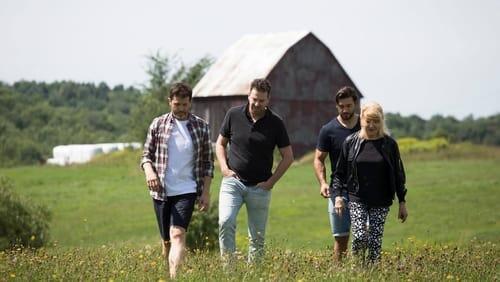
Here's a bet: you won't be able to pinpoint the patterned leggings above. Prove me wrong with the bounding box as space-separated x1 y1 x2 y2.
348 201 390 263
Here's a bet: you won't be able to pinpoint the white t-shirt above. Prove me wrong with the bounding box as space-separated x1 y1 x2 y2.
164 119 197 196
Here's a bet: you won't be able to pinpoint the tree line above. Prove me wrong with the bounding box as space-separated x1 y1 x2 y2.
0 53 498 166
386 113 499 146
0 80 141 166
0 53 212 166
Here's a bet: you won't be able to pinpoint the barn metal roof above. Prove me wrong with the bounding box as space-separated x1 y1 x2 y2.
193 30 312 97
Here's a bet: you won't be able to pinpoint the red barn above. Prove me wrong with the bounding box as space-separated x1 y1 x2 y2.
193 31 362 157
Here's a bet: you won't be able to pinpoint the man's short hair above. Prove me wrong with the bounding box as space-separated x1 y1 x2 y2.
169 82 192 100
335 86 358 104
250 78 271 96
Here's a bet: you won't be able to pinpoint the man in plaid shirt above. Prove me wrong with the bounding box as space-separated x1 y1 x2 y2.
141 82 214 279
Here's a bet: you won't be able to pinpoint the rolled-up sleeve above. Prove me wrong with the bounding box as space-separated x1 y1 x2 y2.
140 118 158 170
202 123 214 178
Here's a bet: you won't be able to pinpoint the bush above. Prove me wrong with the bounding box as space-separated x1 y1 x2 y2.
186 201 218 250
398 137 449 154
0 176 51 250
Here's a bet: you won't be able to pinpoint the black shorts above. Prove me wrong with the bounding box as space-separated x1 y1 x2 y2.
153 193 197 241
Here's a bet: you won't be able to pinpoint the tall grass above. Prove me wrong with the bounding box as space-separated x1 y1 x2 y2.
1 240 497 281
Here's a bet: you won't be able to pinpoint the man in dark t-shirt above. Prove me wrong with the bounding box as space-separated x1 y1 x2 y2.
216 78 294 263
314 86 360 262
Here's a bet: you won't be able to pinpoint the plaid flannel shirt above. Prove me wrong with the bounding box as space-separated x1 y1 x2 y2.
140 112 214 201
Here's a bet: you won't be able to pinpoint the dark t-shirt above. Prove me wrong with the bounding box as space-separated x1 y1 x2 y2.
351 139 392 207
220 104 290 185
316 117 360 184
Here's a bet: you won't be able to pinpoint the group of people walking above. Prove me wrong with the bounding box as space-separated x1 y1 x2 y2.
140 79 408 278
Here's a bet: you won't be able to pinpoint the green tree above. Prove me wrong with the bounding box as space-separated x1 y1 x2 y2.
128 52 213 141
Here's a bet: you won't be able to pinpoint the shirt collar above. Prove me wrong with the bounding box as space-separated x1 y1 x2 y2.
244 103 270 121
168 112 194 124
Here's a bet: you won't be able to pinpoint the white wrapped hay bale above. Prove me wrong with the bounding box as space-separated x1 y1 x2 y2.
47 142 141 166
97 143 119 154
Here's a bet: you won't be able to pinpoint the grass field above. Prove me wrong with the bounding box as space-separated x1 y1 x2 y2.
1 144 499 280
1 241 498 281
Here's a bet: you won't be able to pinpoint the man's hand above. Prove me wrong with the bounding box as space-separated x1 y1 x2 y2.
320 183 330 198
398 202 408 223
256 180 274 191
334 196 346 216
144 165 161 192
198 191 210 212
221 168 237 178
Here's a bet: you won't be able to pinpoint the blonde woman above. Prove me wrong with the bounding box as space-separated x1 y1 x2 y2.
332 102 408 263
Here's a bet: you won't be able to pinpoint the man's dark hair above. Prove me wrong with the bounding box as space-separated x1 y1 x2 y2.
335 86 358 104
250 78 271 96
169 82 192 100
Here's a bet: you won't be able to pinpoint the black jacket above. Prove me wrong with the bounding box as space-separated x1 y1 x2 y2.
332 132 407 204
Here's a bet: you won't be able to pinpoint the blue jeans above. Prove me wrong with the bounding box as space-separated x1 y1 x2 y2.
218 176 271 262
328 193 351 237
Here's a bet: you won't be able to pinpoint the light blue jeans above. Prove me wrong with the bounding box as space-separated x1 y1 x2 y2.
218 176 271 262
328 192 351 237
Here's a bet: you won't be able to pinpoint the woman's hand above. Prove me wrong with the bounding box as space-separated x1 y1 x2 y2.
398 202 408 222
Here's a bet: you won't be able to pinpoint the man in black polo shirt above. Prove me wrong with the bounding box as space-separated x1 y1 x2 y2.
216 78 294 263
313 86 360 262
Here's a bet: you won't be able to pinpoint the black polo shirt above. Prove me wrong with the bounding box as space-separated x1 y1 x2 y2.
220 104 290 185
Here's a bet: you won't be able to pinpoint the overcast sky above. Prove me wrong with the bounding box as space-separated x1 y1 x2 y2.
1 0 499 119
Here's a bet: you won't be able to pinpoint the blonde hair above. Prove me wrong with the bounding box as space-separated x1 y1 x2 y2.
359 102 390 139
